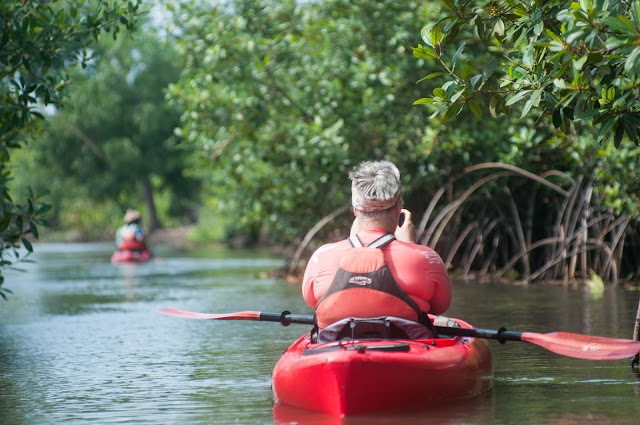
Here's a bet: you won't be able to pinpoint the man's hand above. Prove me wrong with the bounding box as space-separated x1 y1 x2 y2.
395 209 415 242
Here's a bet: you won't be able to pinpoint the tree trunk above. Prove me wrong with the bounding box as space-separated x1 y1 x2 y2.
142 174 161 232
631 296 640 369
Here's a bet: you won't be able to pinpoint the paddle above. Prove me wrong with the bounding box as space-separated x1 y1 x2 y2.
156 308 640 361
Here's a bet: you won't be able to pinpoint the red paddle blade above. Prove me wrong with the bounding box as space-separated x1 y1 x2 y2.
521 331 640 360
156 308 261 321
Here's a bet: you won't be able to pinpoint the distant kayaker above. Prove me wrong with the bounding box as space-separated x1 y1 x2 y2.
302 160 452 329
115 209 148 252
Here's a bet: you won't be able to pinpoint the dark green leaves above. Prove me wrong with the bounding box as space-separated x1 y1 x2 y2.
412 0 640 146
0 0 142 297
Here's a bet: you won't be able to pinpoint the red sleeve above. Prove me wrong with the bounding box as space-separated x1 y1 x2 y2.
387 244 452 315
301 241 345 308
426 268 451 315
422 248 451 314
302 257 321 307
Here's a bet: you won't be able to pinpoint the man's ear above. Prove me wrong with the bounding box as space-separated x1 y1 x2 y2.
353 207 358 217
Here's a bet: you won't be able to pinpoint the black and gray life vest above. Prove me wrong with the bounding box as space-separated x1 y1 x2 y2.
314 234 433 330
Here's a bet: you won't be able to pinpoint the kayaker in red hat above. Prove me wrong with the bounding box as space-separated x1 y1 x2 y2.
115 209 148 252
302 160 451 330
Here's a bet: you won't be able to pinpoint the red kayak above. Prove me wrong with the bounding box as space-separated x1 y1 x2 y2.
271 317 492 416
110 249 152 264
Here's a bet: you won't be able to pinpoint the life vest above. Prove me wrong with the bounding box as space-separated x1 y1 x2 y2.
117 223 146 251
117 240 146 251
314 234 431 329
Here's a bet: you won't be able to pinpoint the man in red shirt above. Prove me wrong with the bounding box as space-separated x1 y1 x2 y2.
302 161 451 329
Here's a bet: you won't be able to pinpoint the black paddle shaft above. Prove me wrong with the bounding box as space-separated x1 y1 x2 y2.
260 311 315 326
434 326 523 343
265 311 521 343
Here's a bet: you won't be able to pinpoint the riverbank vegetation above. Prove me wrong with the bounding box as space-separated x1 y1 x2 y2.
3 0 640 293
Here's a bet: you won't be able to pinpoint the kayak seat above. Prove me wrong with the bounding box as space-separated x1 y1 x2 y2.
315 316 434 344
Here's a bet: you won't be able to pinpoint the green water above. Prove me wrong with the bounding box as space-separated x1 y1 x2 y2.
0 243 638 424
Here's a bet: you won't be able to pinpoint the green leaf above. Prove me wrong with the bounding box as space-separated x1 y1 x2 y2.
534 20 544 36
607 87 615 102
36 204 52 215
521 97 534 119
597 117 616 143
563 107 574 121
576 109 600 122
412 45 436 59
21 238 33 253
617 14 637 31
622 118 639 144
530 89 542 108
614 122 625 147
553 108 563 128
433 88 447 99
429 105 446 119
442 80 458 96
29 221 39 239
494 19 505 36
468 101 483 119
450 87 465 102
431 25 443 47
572 55 588 72
461 61 472 80
482 58 496 82
413 98 438 105
544 92 559 110
612 91 631 109
438 0 456 10
554 79 568 89
623 113 640 128
505 90 531 106
603 15 636 34
625 47 640 73
420 27 433 47
442 103 463 121
546 29 562 43
416 72 444 83
469 74 482 88
565 28 586 45
605 37 631 49
451 42 465 70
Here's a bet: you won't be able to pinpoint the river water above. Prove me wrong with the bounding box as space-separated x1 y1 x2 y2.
0 242 639 425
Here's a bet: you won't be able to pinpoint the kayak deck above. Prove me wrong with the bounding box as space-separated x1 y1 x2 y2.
272 318 493 416
111 249 152 264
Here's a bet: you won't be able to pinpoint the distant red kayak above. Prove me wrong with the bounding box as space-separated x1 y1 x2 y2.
271 317 493 416
110 249 152 264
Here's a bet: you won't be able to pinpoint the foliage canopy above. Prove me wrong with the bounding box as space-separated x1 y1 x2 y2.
0 0 140 295
413 0 640 147
22 33 200 235
168 0 512 244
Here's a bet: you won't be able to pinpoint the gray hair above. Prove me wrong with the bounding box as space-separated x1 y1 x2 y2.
349 160 401 203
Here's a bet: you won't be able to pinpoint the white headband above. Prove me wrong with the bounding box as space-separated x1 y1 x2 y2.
351 185 401 212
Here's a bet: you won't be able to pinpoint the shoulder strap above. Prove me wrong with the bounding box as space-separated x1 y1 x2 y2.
368 233 395 249
348 235 364 247
348 233 395 249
